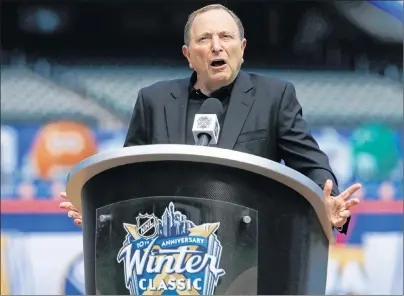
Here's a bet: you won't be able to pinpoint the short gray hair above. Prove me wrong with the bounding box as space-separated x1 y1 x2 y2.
183 4 245 46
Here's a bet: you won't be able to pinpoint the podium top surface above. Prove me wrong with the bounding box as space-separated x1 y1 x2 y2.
66 144 333 241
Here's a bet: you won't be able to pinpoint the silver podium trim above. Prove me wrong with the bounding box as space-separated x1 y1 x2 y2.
66 144 334 241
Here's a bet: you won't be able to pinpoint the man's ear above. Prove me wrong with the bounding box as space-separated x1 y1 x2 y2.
241 38 247 54
182 45 193 69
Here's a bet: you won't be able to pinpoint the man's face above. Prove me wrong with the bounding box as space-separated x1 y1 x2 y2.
182 9 247 90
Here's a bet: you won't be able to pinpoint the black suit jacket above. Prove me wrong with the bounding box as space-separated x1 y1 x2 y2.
124 70 349 234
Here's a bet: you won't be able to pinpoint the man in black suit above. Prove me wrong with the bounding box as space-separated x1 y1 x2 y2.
61 4 361 234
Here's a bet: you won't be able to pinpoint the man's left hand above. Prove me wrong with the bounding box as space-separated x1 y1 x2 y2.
323 179 361 228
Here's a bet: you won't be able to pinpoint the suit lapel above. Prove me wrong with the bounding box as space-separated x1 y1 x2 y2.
165 78 189 144
219 71 255 149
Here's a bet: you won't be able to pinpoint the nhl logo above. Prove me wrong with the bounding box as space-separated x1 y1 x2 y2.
196 116 212 129
136 213 158 239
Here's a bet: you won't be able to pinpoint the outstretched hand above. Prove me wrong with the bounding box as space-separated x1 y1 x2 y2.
323 179 361 228
59 192 82 227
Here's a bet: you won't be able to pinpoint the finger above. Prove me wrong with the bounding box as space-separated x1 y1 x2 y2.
60 202 79 212
338 210 351 219
323 179 333 198
339 183 362 200
68 211 82 219
332 218 346 228
59 201 71 208
61 202 79 212
60 192 67 199
74 219 82 227
345 198 360 209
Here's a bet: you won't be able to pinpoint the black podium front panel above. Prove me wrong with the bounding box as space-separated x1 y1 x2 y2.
95 197 258 295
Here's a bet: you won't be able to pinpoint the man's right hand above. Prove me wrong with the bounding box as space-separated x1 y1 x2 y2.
59 192 82 227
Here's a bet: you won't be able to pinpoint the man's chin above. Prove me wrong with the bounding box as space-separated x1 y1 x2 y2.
209 72 231 82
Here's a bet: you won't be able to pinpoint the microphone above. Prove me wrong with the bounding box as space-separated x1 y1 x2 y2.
192 98 223 146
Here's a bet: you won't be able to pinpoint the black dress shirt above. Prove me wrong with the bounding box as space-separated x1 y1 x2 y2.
185 72 236 145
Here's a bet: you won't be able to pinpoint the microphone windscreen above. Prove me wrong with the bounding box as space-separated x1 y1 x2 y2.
197 98 223 116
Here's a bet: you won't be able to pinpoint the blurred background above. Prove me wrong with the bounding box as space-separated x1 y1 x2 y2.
0 0 402 294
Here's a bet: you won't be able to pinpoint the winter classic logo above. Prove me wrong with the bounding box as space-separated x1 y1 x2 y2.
117 202 225 295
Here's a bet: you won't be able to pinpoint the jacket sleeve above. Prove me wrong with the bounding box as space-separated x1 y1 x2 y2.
123 89 148 147
276 82 350 234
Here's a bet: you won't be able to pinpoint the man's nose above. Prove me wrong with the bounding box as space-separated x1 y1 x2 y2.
211 36 223 53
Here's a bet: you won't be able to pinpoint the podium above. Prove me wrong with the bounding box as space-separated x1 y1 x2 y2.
66 144 333 295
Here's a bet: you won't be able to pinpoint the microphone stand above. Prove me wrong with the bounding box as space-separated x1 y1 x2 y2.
196 134 211 146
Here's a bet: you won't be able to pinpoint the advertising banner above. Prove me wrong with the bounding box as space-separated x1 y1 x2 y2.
1 122 402 200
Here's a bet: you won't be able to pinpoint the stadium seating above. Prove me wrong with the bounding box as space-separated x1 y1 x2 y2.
1 66 123 128
1 62 402 128
54 65 191 120
52 64 403 126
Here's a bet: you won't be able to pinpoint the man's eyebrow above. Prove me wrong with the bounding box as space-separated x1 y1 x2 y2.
198 32 212 37
197 31 235 37
219 31 235 35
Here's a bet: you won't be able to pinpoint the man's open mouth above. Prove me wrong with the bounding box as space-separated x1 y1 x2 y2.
210 60 226 67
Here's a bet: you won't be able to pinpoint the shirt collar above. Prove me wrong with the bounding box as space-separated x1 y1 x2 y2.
188 71 237 100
